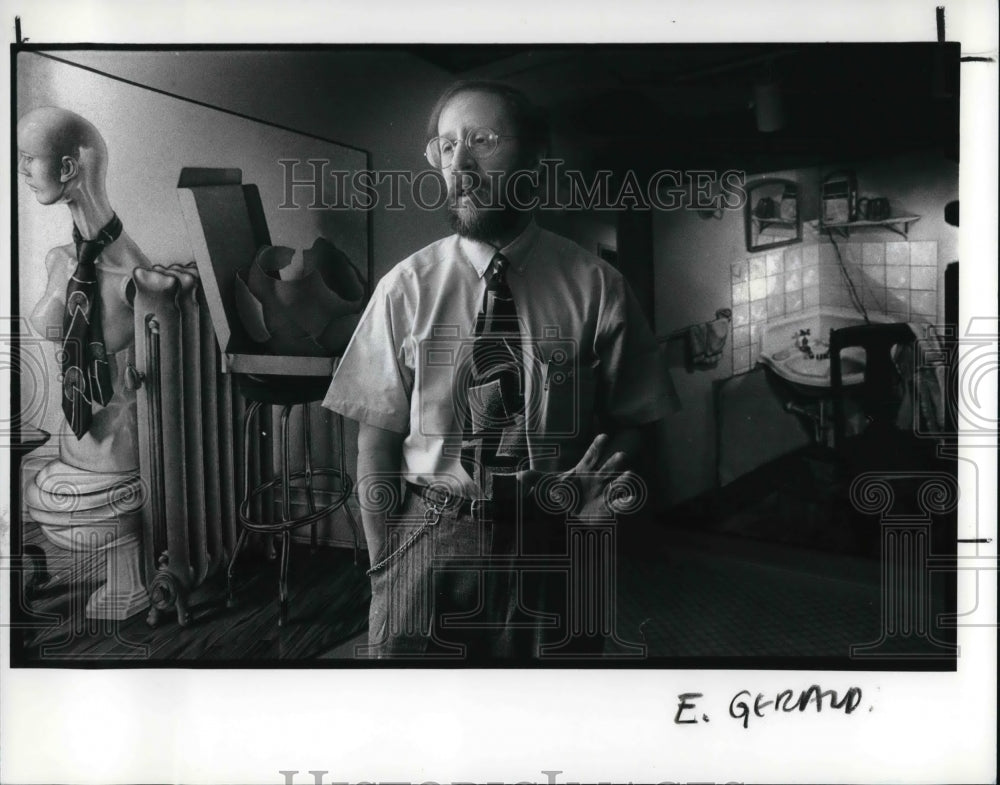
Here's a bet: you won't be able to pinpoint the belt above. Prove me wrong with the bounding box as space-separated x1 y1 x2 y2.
405 481 496 520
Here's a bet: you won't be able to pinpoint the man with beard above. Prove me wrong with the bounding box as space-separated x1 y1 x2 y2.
323 81 669 659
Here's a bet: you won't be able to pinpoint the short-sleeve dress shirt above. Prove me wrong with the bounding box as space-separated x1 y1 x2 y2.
322 221 670 499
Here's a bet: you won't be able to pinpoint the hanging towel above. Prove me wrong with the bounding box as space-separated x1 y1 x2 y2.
688 308 732 369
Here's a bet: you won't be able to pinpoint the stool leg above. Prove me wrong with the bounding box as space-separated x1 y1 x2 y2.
262 406 278 561
279 405 292 522
302 405 318 551
239 401 263 524
231 401 262 608
226 528 248 608
278 529 291 627
338 413 361 565
278 405 293 625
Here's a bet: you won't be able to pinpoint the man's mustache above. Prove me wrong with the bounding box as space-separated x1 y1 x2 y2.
451 170 484 195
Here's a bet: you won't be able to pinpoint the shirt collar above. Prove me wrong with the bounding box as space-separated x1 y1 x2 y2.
457 220 541 278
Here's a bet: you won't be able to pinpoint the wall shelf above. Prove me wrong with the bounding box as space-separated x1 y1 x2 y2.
811 214 921 239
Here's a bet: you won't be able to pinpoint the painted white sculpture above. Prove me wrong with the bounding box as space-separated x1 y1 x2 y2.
18 107 151 620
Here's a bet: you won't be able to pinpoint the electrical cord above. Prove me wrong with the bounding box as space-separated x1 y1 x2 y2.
828 233 871 324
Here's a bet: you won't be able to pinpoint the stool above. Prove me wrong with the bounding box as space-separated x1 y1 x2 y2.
226 374 361 626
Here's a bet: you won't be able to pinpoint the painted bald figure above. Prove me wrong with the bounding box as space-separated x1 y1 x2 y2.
19 106 152 474
17 107 154 621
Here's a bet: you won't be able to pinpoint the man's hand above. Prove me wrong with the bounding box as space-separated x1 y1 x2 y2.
523 432 643 522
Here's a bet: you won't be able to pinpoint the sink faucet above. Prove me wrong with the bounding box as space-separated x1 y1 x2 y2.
795 329 813 357
793 328 831 360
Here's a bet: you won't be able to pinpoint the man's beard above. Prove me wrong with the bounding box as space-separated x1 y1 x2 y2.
448 171 534 242
448 199 524 243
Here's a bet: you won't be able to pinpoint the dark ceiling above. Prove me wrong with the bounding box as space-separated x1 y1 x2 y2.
406 43 959 173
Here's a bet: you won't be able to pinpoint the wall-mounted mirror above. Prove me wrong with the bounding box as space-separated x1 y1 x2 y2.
745 177 801 252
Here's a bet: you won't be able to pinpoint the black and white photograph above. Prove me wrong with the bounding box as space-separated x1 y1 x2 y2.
1 1 996 783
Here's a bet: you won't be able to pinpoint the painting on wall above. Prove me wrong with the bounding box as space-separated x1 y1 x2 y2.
2 28 992 785
7 45 967 669
11 50 373 660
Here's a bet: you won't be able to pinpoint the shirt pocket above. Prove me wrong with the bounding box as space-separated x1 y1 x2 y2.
535 341 597 442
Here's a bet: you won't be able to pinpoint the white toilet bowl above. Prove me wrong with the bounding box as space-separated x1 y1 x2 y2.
22 455 149 621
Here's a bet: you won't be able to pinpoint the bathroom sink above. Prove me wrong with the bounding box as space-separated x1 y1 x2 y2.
784 352 865 379
759 306 895 391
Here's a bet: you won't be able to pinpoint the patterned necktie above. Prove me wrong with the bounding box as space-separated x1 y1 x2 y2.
460 252 529 498
62 213 122 439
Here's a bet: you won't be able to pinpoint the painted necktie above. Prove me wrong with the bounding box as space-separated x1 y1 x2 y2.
460 252 529 498
62 213 122 439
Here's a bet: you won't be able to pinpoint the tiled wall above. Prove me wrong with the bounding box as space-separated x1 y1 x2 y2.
730 239 938 374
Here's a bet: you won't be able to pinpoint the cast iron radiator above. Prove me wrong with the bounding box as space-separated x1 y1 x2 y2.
130 263 247 627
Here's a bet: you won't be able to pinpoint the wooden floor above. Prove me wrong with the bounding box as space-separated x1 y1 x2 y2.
10 481 956 666
11 522 371 664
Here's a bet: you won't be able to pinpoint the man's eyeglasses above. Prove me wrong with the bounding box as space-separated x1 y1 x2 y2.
424 128 517 168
